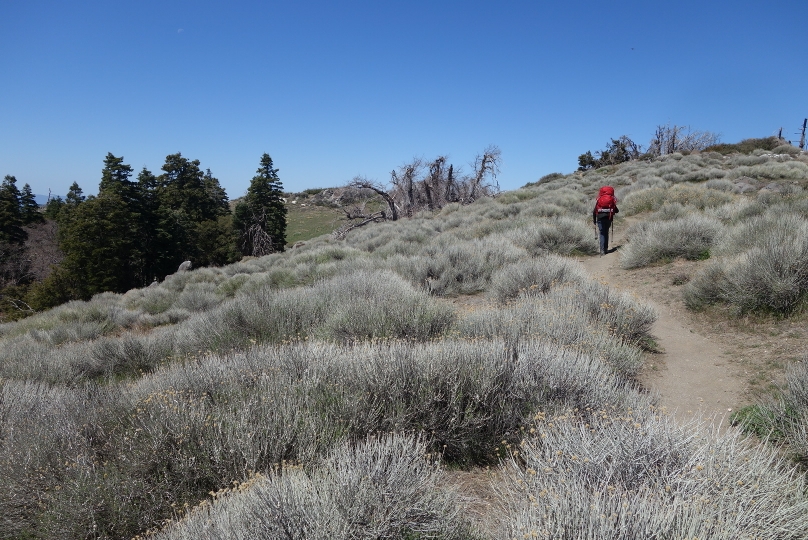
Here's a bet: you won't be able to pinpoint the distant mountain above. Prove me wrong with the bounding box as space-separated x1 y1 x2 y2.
34 194 49 205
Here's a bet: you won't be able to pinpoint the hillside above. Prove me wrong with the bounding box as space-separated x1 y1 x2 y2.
2 147 808 539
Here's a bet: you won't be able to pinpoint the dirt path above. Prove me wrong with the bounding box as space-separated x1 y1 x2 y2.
444 220 799 534
578 222 748 425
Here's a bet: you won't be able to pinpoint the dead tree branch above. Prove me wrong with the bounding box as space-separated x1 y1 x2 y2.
469 145 501 201
332 210 387 240
390 159 422 218
648 124 720 156
241 208 275 257
335 147 501 238
349 177 399 221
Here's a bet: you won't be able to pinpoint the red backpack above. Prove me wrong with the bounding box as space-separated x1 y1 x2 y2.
594 186 617 221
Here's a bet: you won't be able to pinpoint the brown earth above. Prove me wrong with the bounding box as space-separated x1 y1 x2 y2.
578 217 807 424
579 228 746 425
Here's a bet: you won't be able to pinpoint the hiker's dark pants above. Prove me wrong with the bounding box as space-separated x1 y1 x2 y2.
597 218 611 254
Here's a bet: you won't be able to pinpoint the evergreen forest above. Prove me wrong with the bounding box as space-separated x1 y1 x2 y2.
0 152 286 317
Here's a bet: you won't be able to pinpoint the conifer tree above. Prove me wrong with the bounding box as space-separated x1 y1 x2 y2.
135 167 171 283
57 192 136 297
65 182 85 208
99 152 136 202
44 196 64 220
19 184 45 225
55 156 141 296
0 176 30 300
157 153 236 269
0 175 26 245
158 153 229 222
233 153 287 256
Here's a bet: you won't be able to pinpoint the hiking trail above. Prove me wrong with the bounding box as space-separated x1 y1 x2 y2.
578 220 747 425
445 217 787 534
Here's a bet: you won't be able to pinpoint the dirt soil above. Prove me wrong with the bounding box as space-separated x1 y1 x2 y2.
581 249 744 424
578 217 807 424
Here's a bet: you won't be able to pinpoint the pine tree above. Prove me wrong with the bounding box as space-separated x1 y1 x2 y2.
65 182 85 208
44 196 65 220
158 153 228 222
99 152 136 202
57 192 137 297
135 167 172 284
20 184 45 225
233 153 287 256
54 156 142 296
157 153 235 269
0 175 26 245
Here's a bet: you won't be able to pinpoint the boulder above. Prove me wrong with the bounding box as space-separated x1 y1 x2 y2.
177 261 192 272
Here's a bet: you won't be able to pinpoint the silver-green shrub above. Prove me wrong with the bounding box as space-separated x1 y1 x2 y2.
503 412 808 540
684 213 808 313
628 183 734 213
174 281 223 312
620 214 723 269
151 434 472 540
125 285 180 314
460 284 655 378
0 337 651 538
489 254 587 303
387 235 524 296
186 269 456 351
506 216 597 256
648 202 689 221
749 360 808 460
704 178 735 192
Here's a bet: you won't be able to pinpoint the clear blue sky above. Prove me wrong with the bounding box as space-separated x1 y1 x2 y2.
2 0 806 199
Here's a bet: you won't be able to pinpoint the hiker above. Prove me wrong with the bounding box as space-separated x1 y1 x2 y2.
593 186 619 255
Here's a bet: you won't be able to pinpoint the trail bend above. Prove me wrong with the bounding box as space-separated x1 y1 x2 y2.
578 221 747 425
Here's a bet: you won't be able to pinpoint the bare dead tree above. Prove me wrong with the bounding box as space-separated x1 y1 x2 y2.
390 159 423 218
332 204 388 240
424 163 437 210
0 243 32 289
335 147 501 239
444 164 457 202
468 145 501 201
241 208 276 257
648 124 720 156
24 221 62 282
616 135 643 160
425 156 448 210
6 298 35 315
350 177 399 221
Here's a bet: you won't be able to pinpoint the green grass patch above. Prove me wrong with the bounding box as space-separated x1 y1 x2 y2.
285 203 344 245
730 404 781 439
